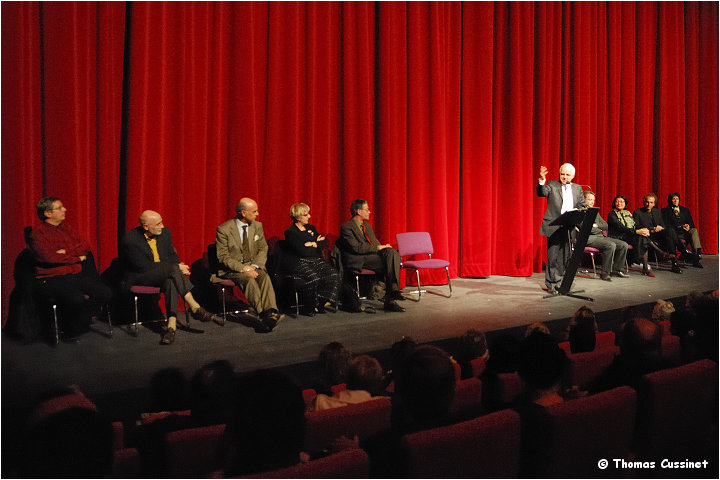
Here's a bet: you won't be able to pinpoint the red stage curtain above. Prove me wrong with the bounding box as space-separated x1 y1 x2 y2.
2 2 717 325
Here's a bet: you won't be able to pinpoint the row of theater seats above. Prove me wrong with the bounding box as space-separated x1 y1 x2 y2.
107 358 716 478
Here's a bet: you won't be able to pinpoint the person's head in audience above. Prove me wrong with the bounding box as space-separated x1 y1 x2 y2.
651 299 675 323
394 345 456 428
149 367 187 412
484 334 522 374
525 321 550 337
619 317 662 367
518 331 568 405
454 329 489 378
568 306 598 353
318 341 351 390
223 370 306 476
20 387 114 478
346 355 384 395
190 360 236 425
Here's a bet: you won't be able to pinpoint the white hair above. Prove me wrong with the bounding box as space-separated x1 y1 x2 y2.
559 163 576 174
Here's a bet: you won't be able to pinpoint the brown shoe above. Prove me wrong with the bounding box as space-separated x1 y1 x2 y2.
192 307 222 324
160 327 176 345
260 310 284 331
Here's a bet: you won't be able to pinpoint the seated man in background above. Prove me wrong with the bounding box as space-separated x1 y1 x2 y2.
582 190 629 281
661 192 703 268
215 198 284 332
28 197 113 342
632 193 682 274
120 210 221 345
337 199 405 312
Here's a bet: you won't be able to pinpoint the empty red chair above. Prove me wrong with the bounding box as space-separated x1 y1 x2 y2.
110 448 141 479
401 409 521 478
242 448 369 478
564 346 619 389
470 357 487 377
111 421 124 451
635 359 718 459
450 377 482 418
525 386 636 478
495 372 524 406
305 397 391 453
661 334 681 366
164 423 225 478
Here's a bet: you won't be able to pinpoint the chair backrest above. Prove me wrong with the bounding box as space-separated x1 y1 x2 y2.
243 448 369 478
660 334 681 366
164 423 225 478
536 386 636 478
558 331 616 355
470 357 487 377
564 347 619 389
396 232 434 257
401 409 521 478
450 378 483 418
110 447 141 479
305 397 391 452
635 359 718 459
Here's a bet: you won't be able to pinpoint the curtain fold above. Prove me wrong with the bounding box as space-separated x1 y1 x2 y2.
2 1 717 325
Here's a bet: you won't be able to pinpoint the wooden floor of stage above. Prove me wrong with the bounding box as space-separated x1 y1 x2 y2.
2 255 717 422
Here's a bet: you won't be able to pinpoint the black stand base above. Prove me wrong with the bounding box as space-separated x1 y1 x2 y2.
543 289 594 301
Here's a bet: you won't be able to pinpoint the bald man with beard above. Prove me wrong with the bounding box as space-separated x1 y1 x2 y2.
120 210 221 345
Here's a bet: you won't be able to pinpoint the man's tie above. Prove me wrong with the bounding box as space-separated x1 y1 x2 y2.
361 223 373 246
242 225 249 252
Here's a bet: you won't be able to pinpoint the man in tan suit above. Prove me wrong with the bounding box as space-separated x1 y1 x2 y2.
215 198 283 331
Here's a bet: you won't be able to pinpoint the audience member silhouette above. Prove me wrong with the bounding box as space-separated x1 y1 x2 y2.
567 306 599 353
364 345 457 477
525 321 550 337
147 367 188 414
481 334 523 411
379 336 417 394
514 331 569 478
220 369 306 477
313 355 383 411
19 387 114 479
589 317 664 394
453 329 489 379
135 361 237 476
314 341 352 396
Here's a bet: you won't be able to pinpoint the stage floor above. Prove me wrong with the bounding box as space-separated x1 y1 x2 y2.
3 255 717 415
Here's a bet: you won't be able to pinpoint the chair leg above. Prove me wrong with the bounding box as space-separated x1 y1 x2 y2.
415 270 422 300
445 266 453 298
52 303 60 345
355 275 361 299
590 253 598 278
133 295 140 336
106 304 113 338
220 286 227 326
294 286 300 318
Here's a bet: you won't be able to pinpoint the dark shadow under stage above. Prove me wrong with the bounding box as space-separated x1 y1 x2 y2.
3 256 718 423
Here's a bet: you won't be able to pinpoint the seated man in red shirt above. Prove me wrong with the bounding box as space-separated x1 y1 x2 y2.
28 197 113 342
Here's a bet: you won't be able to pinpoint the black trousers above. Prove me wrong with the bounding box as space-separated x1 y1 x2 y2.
545 228 571 291
354 247 402 292
36 272 113 334
132 262 193 318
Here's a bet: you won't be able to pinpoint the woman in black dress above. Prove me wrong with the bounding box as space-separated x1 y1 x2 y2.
284 203 341 316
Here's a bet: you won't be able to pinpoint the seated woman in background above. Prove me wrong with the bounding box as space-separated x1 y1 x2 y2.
284 203 341 316
606 195 664 277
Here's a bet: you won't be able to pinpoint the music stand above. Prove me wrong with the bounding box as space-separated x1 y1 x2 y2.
543 207 599 301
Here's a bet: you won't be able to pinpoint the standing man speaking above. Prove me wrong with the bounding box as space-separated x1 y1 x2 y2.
536 164 586 294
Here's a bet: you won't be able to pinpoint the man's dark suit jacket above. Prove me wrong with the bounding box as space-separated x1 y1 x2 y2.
536 181 586 237
661 205 696 230
338 219 381 271
119 226 180 290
